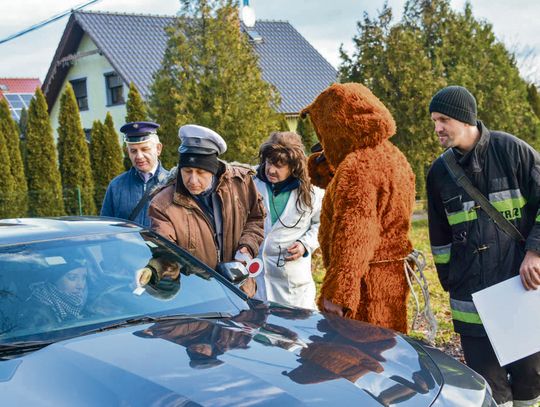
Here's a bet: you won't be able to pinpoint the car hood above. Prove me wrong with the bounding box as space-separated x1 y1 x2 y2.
0 304 441 406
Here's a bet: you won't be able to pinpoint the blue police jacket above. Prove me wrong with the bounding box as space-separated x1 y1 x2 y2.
100 162 169 227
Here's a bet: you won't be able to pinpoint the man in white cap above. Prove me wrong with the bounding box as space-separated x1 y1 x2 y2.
149 124 265 297
101 121 169 227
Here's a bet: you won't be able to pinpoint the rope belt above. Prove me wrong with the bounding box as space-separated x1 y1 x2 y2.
404 250 438 343
370 250 438 343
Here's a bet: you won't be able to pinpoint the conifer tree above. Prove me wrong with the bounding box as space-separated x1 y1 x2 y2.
18 107 28 137
340 0 540 196
25 88 65 216
0 108 16 218
150 0 281 167
527 83 540 118
126 82 148 122
90 114 124 210
277 115 290 132
18 107 29 173
0 99 28 216
57 84 96 215
296 115 318 153
123 82 149 170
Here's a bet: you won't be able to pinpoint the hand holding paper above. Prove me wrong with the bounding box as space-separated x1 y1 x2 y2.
472 276 540 366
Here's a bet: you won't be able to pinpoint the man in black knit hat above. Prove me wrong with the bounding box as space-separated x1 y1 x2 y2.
426 85 540 406
149 124 265 298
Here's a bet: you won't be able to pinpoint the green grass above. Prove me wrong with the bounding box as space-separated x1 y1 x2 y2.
312 218 459 349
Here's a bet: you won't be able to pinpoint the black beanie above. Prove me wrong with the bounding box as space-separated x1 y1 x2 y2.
179 152 219 175
429 86 477 125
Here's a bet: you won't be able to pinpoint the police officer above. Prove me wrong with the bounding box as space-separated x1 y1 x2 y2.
149 124 265 297
100 121 169 227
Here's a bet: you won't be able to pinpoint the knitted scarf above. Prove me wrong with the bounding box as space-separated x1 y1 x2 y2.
31 282 87 323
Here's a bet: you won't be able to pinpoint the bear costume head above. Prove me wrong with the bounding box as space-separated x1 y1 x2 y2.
301 83 396 187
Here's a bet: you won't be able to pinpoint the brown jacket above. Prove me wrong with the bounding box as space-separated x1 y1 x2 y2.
149 162 265 270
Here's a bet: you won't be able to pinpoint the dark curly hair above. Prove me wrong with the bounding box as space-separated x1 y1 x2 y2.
258 132 313 210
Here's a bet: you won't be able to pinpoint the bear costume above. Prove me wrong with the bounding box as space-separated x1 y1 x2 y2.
301 82 415 333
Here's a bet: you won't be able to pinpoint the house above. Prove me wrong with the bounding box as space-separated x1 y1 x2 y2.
0 78 41 122
42 11 337 140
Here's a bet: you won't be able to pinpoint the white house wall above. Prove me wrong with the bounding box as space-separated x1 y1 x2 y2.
50 33 127 143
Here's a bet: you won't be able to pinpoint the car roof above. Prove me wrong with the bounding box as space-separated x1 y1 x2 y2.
0 217 144 246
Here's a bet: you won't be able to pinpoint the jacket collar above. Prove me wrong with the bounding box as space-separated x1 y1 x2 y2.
454 121 490 173
173 160 234 207
130 161 167 182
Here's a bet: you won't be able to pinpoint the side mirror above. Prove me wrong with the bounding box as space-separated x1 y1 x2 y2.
216 261 249 285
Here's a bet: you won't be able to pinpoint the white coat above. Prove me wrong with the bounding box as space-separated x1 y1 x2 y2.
254 177 323 310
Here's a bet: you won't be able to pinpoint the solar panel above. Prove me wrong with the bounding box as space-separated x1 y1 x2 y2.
3 93 33 121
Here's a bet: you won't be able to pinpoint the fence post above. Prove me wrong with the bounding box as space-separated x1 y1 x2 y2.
76 187 82 216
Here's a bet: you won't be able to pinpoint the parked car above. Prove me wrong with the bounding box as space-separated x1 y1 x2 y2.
0 217 495 406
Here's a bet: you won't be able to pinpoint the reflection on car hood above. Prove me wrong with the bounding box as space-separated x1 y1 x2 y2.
0 303 442 406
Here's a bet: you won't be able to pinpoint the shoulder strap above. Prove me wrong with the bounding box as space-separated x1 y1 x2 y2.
128 185 154 222
441 149 525 243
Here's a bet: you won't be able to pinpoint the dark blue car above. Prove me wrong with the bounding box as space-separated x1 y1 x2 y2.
0 217 495 406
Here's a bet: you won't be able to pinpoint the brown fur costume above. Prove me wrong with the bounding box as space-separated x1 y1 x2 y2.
302 83 415 333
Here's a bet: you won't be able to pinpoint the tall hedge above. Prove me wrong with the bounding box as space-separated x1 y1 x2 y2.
25 88 65 216
90 114 124 210
123 82 149 170
57 84 96 215
0 99 27 217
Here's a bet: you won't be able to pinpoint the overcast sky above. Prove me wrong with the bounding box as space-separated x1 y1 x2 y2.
0 0 538 82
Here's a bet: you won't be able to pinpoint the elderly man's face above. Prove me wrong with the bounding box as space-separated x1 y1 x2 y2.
127 139 162 173
181 167 214 195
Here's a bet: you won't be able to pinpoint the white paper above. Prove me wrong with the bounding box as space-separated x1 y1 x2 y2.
45 256 67 265
472 276 540 366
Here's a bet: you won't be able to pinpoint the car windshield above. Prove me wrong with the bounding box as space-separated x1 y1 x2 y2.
0 230 247 345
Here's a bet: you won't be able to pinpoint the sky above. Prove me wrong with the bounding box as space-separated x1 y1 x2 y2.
0 0 539 83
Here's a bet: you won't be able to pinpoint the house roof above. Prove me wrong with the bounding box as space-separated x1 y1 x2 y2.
43 11 337 115
0 78 41 96
0 78 41 121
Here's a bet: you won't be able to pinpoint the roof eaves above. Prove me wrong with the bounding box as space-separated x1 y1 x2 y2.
42 13 84 111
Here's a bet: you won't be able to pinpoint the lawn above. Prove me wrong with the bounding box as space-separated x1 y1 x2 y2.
312 218 463 360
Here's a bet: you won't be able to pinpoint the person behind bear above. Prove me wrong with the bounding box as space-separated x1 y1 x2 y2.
253 131 323 309
302 82 416 334
149 124 265 298
426 85 540 407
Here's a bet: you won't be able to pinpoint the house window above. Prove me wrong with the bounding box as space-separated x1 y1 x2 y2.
104 72 125 106
70 79 88 111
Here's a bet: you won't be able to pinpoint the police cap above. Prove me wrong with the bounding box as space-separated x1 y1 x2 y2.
120 121 160 144
178 124 227 155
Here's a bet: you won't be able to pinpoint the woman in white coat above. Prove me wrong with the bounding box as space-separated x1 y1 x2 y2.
254 132 323 310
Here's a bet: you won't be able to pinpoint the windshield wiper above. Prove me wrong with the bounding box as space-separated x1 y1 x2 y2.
83 311 233 335
0 340 55 357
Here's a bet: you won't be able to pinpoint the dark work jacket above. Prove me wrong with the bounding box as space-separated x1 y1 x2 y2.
100 163 169 227
426 121 540 336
